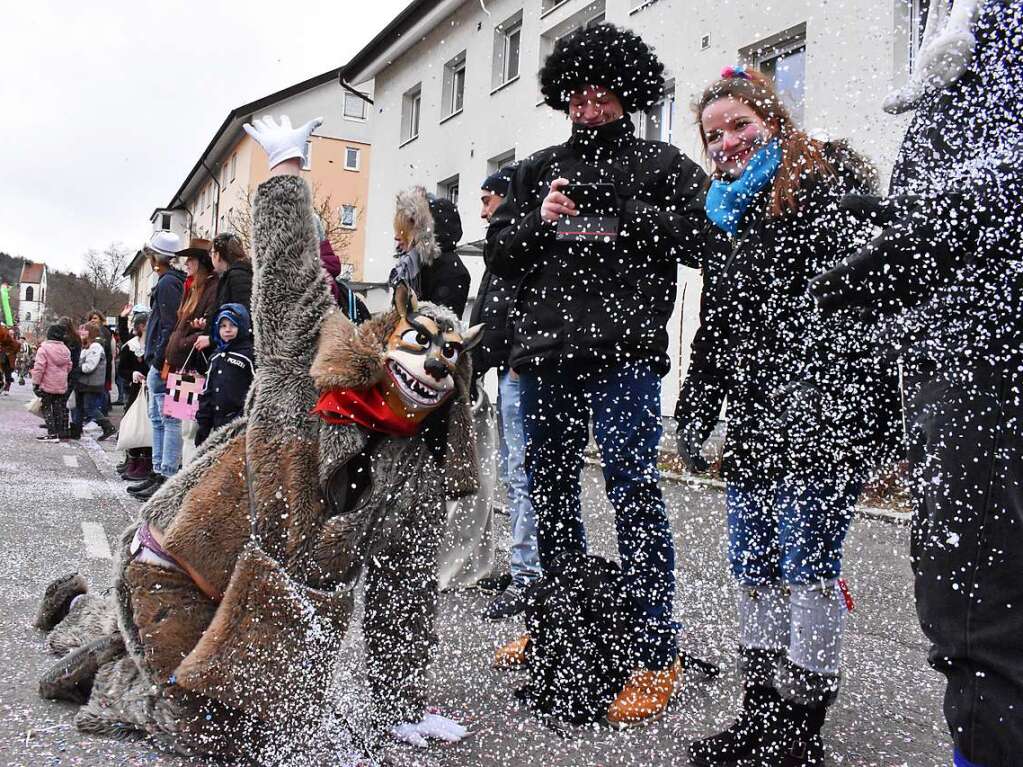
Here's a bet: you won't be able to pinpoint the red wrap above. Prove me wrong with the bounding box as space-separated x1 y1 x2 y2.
311 385 421 438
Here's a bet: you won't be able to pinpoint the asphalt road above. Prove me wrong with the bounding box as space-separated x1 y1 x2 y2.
0 382 949 767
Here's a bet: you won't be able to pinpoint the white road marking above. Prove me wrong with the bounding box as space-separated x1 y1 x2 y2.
63 455 79 468
81 522 112 559
70 480 94 499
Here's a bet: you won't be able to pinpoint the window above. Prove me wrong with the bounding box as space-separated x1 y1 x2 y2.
230 153 237 181
637 84 675 143
160 213 172 230
438 175 460 205
492 12 522 90
344 146 360 171
743 25 806 124
908 0 931 72
25 286 33 302
339 204 357 229
541 0 568 15
488 149 516 175
302 140 312 171
400 84 422 144
221 164 227 188
343 91 368 120
442 52 467 118
25 312 30 322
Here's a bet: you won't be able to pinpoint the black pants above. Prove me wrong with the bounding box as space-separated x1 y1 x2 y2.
905 362 1023 767
41 392 68 437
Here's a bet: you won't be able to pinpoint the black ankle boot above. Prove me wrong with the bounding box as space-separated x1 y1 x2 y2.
754 698 828 766
688 685 781 765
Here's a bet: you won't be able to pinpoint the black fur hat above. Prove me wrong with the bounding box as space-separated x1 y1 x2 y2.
539 23 665 114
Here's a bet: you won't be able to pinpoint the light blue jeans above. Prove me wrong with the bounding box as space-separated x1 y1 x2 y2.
147 365 182 478
498 370 541 588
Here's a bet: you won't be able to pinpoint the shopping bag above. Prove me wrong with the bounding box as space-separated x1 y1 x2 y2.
117 389 153 452
65 391 76 411
162 371 204 421
180 418 198 467
25 396 44 418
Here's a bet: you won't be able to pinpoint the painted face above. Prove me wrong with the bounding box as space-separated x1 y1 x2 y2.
567 85 624 128
219 319 238 343
701 96 772 179
480 192 504 222
381 284 483 421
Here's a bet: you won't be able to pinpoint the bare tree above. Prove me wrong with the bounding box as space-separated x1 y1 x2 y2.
227 185 359 275
78 242 132 316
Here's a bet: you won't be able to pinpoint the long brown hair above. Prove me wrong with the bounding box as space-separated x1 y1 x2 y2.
79 324 100 346
177 260 214 321
696 69 834 217
213 232 249 265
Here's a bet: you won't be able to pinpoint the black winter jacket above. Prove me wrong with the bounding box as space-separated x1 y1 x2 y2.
144 268 185 369
486 116 710 375
420 197 471 318
676 143 902 483
206 260 253 344
469 265 515 376
195 337 255 446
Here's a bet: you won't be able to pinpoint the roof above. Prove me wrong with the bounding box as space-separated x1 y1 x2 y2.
343 0 453 84
123 250 146 279
163 66 345 212
19 262 45 284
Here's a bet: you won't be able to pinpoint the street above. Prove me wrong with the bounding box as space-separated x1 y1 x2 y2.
0 382 949 767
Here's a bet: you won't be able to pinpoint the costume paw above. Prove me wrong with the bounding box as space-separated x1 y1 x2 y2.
390 713 467 747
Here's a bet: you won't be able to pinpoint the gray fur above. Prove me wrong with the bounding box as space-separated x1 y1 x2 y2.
394 186 440 266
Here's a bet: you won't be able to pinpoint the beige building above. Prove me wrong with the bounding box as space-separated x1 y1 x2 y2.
17 261 47 332
127 68 375 306
343 0 928 414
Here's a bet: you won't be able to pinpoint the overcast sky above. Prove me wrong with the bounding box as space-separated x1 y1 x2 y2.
0 1 407 273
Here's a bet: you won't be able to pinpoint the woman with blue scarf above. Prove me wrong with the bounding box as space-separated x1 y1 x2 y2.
678 68 902 767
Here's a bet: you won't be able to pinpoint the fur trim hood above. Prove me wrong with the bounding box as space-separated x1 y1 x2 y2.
394 187 463 265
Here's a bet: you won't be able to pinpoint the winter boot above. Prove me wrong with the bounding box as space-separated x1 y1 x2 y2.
606 657 683 727
753 699 828 766
131 473 166 500
124 457 152 481
38 634 125 704
688 684 783 765
34 573 88 631
127 473 160 495
119 457 139 479
65 423 82 441
116 455 131 473
96 418 117 442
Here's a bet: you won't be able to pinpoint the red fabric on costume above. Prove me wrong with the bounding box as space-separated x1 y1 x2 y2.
312 385 421 438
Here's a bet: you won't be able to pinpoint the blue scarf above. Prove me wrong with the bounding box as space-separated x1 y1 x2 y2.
705 140 782 235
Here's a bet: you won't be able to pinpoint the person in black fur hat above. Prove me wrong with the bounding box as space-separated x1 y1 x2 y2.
487 22 713 725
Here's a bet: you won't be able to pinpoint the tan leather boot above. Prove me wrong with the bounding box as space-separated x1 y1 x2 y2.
492 634 530 669
606 658 683 726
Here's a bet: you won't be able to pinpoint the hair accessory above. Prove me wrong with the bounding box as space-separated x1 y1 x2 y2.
721 65 751 80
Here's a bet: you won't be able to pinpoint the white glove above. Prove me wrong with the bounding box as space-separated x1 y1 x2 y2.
389 713 467 748
242 114 323 169
131 371 145 384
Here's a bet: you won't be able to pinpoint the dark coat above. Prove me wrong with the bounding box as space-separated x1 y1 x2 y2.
166 274 220 372
144 268 185 370
205 260 253 346
676 143 902 483
420 197 470 318
468 265 515 376
195 325 255 447
486 116 710 375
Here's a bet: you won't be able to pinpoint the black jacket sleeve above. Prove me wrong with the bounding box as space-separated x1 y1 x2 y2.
485 160 556 279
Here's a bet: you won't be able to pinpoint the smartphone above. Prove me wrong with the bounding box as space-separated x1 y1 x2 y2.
556 182 620 243
560 182 618 217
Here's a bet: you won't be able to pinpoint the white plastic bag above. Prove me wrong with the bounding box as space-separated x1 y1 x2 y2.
116 388 153 452
25 396 43 418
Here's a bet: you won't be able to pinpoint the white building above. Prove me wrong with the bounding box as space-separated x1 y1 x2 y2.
344 0 928 414
18 261 47 331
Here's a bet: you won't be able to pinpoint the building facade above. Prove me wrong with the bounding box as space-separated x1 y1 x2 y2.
126 69 375 309
17 261 47 332
345 0 928 414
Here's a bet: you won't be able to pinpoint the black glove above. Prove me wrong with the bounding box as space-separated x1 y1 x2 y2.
808 192 985 316
676 424 710 474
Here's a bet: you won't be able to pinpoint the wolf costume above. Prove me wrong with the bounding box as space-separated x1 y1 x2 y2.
36 149 479 757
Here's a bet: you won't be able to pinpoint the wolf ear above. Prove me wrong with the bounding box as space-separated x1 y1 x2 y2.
392 281 419 320
460 323 485 351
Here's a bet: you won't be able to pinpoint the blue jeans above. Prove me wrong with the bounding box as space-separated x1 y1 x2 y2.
520 364 677 670
498 370 541 587
726 477 861 587
147 366 182 478
72 391 105 427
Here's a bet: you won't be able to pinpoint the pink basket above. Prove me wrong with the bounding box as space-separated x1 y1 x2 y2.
162 371 205 421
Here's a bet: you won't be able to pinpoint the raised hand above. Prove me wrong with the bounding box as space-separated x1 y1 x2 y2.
242 114 323 170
